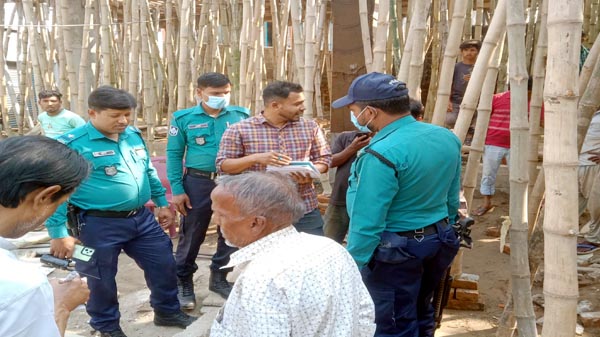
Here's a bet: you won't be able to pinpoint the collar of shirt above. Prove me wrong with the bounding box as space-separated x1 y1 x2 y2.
371 115 416 144
253 111 299 129
193 104 231 118
86 123 134 141
223 226 298 269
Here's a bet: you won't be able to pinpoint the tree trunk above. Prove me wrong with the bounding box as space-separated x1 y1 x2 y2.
431 0 468 126
541 1 581 336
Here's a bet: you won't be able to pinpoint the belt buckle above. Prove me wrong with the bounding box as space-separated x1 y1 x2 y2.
127 209 136 217
414 227 425 242
210 172 216 180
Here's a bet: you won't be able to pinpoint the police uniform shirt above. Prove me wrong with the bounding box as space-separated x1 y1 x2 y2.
45 122 168 239
166 105 249 195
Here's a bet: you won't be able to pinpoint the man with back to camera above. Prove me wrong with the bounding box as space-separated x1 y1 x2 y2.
167 72 249 308
37 89 86 139
216 81 332 235
0 135 90 337
46 86 196 337
209 171 376 336
332 72 461 337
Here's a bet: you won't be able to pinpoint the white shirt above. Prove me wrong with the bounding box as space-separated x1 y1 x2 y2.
0 248 61 337
210 226 376 337
580 111 600 166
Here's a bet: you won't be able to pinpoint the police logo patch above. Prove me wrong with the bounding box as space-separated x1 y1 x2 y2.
104 166 118 176
169 125 179 136
195 137 206 145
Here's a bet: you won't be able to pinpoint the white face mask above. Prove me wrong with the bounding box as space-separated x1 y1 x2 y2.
204 94 231 110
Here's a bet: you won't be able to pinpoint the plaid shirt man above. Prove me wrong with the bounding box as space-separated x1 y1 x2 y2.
216 112 332 213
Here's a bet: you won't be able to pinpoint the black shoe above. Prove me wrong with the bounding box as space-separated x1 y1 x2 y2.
209 270 233 299
99 328 128 337
154 310 198 329
177 275 196 310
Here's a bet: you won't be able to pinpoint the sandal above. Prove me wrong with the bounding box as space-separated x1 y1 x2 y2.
577 242 600 255
473 205 495 216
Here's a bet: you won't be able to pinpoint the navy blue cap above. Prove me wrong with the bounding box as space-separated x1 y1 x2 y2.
331 72 409 109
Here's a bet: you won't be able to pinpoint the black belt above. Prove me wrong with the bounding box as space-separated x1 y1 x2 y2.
395 218 448 237
187 168 218 180
86 207 143 218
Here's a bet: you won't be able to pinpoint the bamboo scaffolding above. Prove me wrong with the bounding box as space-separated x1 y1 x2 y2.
238 0 251 108
252 0 265 112
463 0 473 40
453 0 507 144
578 33 600 100
290 0 304 85
140 0 155 146
527 0 547 193
358 0 373 72
22 0 46 93
423 0 442 122
0 0 9 135
390 0 401 72
523 0 538 72
431 0 469 126
59 1 83 109
577 52 600 152
540 1 581 336
53 3 69 108
474 0 484 40
100 0 112 85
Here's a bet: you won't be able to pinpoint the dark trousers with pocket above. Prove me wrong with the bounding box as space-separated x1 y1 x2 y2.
361 220 460 337
77 207 180 332
175 174 236 278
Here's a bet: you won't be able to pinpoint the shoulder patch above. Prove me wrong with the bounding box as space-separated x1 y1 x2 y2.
169 125 179 136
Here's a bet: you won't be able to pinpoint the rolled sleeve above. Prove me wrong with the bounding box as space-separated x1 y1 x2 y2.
309 124 332 167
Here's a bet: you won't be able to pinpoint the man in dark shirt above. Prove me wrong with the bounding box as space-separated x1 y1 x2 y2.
446 39 481 129
323 132 371 243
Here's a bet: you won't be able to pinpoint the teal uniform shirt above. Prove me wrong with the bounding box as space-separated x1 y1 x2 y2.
45 122 168 238
346 116 462 267
166 105 249 195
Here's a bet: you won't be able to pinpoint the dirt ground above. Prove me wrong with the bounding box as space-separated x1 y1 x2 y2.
57 142 599 336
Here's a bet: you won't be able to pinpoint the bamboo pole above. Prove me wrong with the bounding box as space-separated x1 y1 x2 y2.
176 0 192 110
358 0 373 72
453 0 507 144
431 0 469 126
238 0 251 108
474 0 484 40
59 1 82 109
527 0 547 193
406 0 432 100
524 0 538 72
462 35 505 212
372 0 390 73
140 0 155 144
100 0 112 85
577 52 600 152
251 0 265 112
463 0 473 40
506 0 537 334
304 0 317 119
591 0 599 41
78 0 94 116
578 33 600 99
22 0 45 93
121 0 131 92
290 0 305 85
54 2 69 109
129 0 141 116
390 0 401 71
270 0 283 79
165 0 177 118
0 0 9 135
540 1 582 336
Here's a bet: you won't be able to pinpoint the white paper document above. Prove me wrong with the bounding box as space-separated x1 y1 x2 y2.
266 161 321 179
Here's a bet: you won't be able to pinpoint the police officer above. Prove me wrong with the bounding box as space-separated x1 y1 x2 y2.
46 86 196 337
332 73 461 337
167 73 249 309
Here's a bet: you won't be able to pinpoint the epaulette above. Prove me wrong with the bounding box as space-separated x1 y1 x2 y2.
172 106 197 120
56 127 87 144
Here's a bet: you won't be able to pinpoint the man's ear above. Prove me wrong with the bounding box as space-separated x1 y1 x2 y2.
252 215 267 232
88 109 97 119
32 185 63 209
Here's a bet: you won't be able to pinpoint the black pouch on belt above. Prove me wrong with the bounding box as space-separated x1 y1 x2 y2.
66 203 82 238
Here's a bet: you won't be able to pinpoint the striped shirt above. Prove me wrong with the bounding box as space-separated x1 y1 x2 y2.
486 91 511 149
216 113 332 213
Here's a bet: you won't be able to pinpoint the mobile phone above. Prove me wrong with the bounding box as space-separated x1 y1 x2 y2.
355 132 370 138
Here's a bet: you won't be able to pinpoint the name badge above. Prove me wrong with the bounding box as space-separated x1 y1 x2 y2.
93 150 116 157
195 137 206 145
104 165 118 176
189 123 209 129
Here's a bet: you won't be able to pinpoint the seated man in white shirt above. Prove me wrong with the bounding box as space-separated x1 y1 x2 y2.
209 171 375 337
0 136 90 337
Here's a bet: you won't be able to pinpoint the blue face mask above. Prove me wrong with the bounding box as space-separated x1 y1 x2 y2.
204 94 231 110
350 107 372 132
